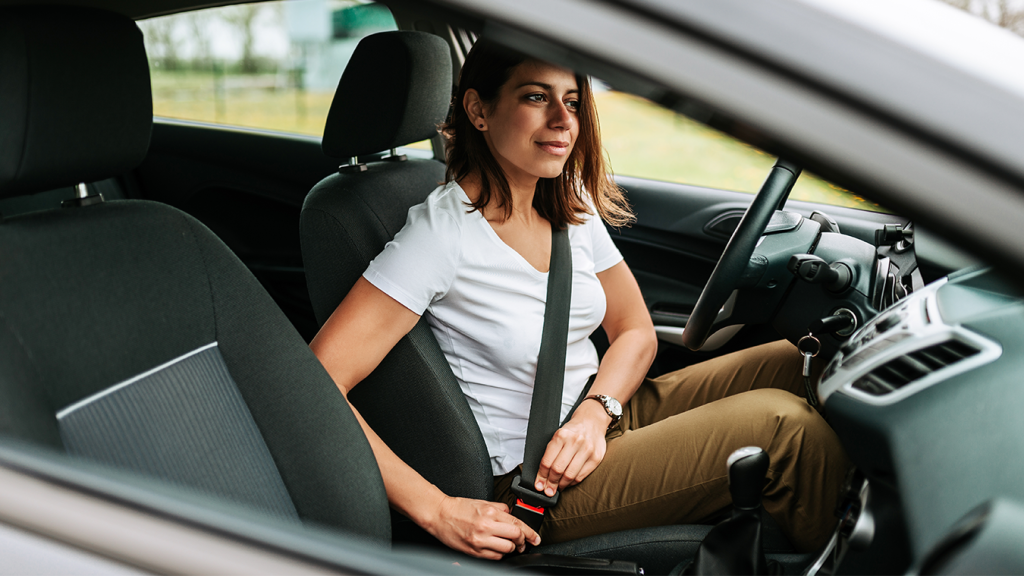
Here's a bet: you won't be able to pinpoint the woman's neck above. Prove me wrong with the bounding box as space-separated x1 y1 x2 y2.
460 171 541 224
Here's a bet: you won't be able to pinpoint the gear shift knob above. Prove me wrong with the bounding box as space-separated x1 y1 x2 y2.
728 446 769 512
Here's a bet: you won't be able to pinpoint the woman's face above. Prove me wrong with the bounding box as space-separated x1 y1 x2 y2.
469 60 580 185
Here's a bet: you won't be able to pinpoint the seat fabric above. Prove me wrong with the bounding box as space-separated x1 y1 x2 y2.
0 6 389 542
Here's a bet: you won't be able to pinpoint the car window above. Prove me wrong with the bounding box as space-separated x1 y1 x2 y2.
594 88 887 212
138 0 428 149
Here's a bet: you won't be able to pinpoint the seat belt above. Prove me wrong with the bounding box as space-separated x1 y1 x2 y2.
510 225 572 533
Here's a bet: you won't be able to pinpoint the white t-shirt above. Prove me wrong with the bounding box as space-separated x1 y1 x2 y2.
363 181 624 475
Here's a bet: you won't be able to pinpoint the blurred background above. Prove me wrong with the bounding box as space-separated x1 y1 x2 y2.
138 0 1024 212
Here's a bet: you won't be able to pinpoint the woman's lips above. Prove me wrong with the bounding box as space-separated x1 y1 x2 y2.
537 141 570 156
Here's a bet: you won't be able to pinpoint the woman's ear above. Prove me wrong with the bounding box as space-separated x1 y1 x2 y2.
464 89 487 131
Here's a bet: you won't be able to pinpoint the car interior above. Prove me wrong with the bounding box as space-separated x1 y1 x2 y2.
2 0 1023 575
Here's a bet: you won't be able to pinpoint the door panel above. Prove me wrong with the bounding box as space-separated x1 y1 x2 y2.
611 175 910 372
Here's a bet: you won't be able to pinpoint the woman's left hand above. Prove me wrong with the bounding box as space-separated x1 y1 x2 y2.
534 400 610 496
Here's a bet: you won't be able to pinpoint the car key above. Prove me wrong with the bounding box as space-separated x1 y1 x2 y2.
797 333 821 408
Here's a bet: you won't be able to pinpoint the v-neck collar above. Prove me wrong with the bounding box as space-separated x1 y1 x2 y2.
451 182 550 279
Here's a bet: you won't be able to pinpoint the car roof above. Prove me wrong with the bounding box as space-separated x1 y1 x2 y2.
804 0 1024 100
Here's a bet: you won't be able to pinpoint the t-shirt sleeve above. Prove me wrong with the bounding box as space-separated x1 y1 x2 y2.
588 211 624 273
362 200 461 315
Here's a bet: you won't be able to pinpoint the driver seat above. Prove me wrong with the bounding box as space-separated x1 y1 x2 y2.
298 30 765 573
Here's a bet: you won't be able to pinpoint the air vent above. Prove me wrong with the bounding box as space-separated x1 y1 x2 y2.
852 339 980 396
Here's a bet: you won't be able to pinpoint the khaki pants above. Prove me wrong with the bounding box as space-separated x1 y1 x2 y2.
494 340 850 552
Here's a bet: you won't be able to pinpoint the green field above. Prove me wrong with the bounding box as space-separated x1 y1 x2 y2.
594 91 885 211
151 70 885 211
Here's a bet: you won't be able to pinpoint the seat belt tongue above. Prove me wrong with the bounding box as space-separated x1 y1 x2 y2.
510 474 559 533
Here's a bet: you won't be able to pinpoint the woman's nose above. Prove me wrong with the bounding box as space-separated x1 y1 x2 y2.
549 101 574 130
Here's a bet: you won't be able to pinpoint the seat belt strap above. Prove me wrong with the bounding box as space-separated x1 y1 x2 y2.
511 225 572 533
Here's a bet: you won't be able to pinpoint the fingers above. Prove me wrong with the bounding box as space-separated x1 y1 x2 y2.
538 427 602 495
465 536 516 561
512 516 542 547
548 446 582 492
558 450 589 491
496 511 542 548
469 510 539 558
538 431 577 495
559 438 606 490
441 500 539 560
567 458 601 489
535 436 563 494
491 518 527 554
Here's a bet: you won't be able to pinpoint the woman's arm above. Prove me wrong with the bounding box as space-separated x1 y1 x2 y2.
534 260 657 496
311 277 540 559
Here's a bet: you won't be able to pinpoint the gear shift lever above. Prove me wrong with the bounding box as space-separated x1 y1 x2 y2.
728 446 770 513
682 447 771 575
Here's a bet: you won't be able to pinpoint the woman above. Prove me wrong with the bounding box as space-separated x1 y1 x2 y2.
310 40 849 560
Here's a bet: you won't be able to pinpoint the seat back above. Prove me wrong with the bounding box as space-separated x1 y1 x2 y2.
300 32 494 506
0 6 389 542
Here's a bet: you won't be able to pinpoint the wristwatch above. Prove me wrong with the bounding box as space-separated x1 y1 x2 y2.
584 394 622 429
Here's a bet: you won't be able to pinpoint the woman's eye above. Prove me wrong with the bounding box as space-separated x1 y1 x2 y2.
526 93 545 103
565 99 580 111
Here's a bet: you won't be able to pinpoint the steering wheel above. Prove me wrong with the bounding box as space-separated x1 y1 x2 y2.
681 159 802 350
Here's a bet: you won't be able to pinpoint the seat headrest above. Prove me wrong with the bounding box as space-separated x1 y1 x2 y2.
0 7 152 200
322 31 452 159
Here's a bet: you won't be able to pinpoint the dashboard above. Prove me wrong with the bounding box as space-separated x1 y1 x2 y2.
818 266 1024 567
820 275 1002 407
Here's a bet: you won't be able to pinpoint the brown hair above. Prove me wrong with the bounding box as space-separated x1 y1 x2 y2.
441 40 633 229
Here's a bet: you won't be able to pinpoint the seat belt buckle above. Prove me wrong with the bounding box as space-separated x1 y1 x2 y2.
510 474 559 533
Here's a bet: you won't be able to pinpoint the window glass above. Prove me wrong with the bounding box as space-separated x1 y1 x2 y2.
139 0 427 149
594 89 887 212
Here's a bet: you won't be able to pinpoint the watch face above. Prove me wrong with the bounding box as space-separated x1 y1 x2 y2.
605 396 622 417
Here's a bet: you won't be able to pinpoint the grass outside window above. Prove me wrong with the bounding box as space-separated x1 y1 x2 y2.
149 75 883 211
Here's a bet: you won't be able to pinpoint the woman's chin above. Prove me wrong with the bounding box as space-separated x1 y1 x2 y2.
535 163 569 180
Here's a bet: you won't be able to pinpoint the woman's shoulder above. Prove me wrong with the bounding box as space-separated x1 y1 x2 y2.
404 181 471 232
418 181 470 215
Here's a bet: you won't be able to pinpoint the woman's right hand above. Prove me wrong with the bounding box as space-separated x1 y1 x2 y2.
426 496 541 560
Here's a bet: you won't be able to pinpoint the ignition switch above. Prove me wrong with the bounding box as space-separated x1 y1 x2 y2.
787 254 853 293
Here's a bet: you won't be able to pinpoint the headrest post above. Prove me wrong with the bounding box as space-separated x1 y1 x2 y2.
61 182 105 208
383 148 408 163
338 156 368 174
